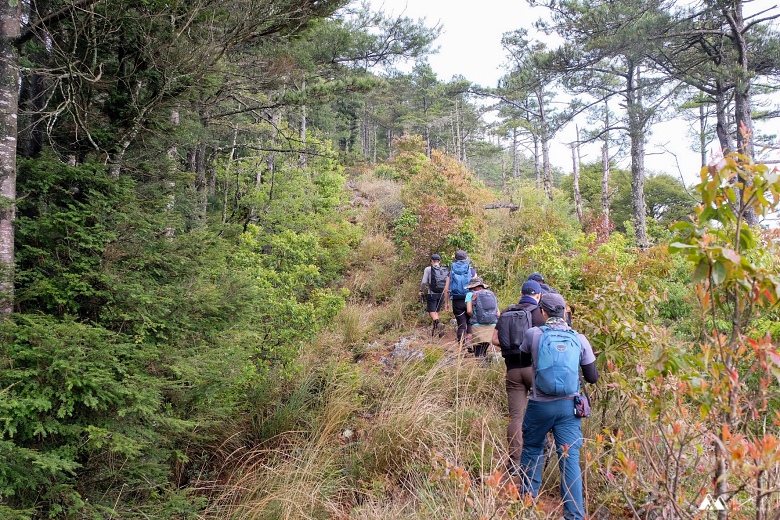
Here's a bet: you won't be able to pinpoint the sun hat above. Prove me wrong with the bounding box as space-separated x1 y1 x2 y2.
466 276 488 289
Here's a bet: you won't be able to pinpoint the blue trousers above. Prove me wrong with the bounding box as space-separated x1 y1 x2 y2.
520 398 586 520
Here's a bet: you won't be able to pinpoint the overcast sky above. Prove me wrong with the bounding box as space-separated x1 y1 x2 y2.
370 0 780 186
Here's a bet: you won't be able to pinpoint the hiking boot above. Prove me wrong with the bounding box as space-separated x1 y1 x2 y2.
437 323 446 338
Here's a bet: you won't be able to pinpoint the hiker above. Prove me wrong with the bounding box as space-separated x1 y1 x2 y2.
491 279 546 475
448 250 477 346
527 272 573 326
516 292 598 520
464 276 499 358
527 272 558 294
419 254 449 337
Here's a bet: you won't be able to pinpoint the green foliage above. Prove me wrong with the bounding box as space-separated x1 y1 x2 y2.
4 145 354 517
15 158 134 317
392 208 418 247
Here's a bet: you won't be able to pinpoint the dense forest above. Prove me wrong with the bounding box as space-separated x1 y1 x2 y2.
1 0 780 518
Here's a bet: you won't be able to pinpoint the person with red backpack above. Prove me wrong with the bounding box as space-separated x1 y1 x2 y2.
419 254 449 338
491 279 546 474
464 276 500 358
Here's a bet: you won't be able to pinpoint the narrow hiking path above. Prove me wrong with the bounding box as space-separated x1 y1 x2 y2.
338 166 622 520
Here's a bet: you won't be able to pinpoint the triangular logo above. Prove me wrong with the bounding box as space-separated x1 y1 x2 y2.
699 494 727 511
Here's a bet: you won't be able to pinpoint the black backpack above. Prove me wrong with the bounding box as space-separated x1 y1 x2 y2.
496 304 538 355
429 265 448 293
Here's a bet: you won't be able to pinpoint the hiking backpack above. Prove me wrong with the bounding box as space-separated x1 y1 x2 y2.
534 326 582 396
429 265 448 293
496 304 536 354
471 290 499 325
449 261 472 299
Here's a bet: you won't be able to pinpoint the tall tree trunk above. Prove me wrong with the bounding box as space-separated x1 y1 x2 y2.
575 124 582 167
538 90 552 201
541 136 552 201
501 150 506 190
512 127 519 179
265 108 281 189
726 0 757 226
699 103 707 168
194 141 208 223
627 65 649 249
0 0 20 313
299 79 307 167
534 136 541 190
602 102 611 220
714 81 734 156
601 142 611 220
20 71 46 159
223 126 238 224
727 0 754 161
372 124 377 164
572 144 582 224
387 129 394 160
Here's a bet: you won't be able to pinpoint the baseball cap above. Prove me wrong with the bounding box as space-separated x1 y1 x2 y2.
454 250 468 261
430 254 441 261
521 280 542 295
539 292 567 313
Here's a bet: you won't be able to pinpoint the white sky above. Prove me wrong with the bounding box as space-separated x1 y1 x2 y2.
371 0 780 186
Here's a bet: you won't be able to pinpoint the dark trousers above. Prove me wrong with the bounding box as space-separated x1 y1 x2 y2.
452 298 471 343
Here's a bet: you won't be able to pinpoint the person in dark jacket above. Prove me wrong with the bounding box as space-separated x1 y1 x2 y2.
491 280 545 474
517 292 598 520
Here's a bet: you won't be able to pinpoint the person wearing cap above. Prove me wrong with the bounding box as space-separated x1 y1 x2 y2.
419 254 450 338
449 250 477 346
527 272 556 294
527 272 573 325
516 292 598 520
464 276 499 358
491 279 546 474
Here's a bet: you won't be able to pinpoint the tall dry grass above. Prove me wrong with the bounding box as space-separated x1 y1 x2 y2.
202 366 360 520
201 338 581 519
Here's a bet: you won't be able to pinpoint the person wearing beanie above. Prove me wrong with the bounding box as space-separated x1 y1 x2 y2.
514 292 598 520
491 279 546 475
420 254 450 338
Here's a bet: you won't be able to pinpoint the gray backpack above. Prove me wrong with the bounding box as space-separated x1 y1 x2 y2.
471 290 499 325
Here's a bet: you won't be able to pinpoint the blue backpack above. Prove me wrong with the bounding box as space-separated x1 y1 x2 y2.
535 326 582 396
449 261 472 299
